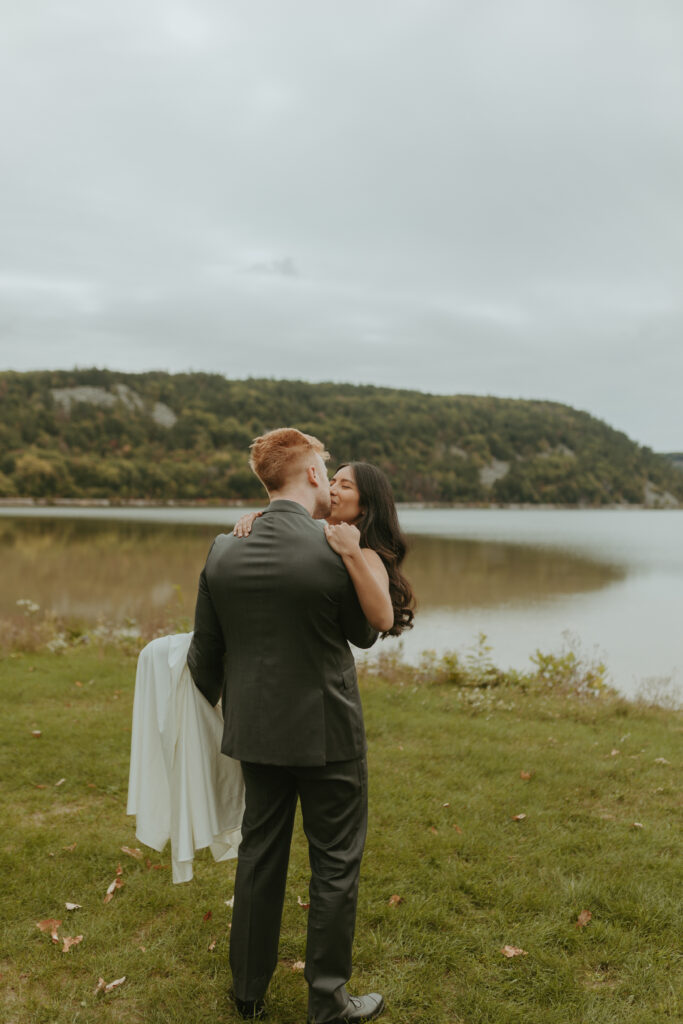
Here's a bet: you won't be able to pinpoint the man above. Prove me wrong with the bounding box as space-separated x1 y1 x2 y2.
187 428 385 1024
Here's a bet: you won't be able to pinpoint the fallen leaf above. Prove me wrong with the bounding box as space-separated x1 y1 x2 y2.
65 903 82 911
31 730 42 738
575 909 592 929
55 778 66 787
203 910 212 921
151 864 168 871
654 757 670 765
632 822 644 829
95 976 126 995
610 749 620 757
116 864 123 876
139 946 147 952
452 824 463 834
225 896 234 908
207 938 217 951
34 784 46 789
62 935 83 953
121 846 143 860
442 802 450 808
63 843 77 852
511 813 527 822
36 919 61 942
297 896 310 909
145 859 152 869
74 680 83 687
429 826 438 835
502 945 528 958
87 783 96 788
292 961 306 971
104 877 124 904
520 771 532 781
388 894 404 907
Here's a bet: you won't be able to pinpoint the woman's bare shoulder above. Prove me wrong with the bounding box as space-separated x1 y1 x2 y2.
360 547 388 576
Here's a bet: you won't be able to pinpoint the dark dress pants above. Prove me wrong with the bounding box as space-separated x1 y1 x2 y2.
229 757 368 1023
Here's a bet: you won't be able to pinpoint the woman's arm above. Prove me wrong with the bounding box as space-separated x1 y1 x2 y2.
323 522 394 633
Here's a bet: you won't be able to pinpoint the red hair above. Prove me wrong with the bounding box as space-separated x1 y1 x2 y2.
249 428 329 492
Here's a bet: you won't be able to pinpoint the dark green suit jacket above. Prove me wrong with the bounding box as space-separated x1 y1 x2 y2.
187 500 378 766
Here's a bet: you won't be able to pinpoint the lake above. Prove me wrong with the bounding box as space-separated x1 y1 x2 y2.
1 506 681 702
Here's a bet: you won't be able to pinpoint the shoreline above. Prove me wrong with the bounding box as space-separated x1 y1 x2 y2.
0 496 680 512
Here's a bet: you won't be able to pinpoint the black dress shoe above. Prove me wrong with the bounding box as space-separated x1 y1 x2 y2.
317 992 385 1024
232 994 266 1019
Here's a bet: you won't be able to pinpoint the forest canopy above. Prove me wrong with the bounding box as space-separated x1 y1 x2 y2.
0 369 680 506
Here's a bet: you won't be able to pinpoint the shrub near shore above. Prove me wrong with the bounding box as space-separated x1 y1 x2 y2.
1 638 680 1024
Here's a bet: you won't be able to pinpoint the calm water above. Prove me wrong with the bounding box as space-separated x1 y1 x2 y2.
1 507 681 700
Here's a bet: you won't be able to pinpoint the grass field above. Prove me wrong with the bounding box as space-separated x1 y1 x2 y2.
0 645 681 1024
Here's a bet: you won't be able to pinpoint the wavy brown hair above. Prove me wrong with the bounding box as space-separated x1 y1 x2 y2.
336 462 415 637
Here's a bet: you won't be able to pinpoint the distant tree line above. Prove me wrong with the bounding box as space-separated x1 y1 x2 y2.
0 369 681 506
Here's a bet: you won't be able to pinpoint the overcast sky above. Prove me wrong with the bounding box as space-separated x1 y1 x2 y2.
1 0 681 449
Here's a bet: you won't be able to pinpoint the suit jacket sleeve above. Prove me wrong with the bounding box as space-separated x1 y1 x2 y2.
187 557 224 707
338 579 379 650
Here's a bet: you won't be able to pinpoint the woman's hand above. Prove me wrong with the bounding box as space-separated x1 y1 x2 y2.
232 511 262 537
323 521 362 557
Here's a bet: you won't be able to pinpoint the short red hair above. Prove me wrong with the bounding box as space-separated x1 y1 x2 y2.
249 428 329 492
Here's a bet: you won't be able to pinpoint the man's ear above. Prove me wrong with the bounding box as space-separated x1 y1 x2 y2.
306 463 319 487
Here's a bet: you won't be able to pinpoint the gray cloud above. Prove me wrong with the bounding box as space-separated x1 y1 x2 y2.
0 0 681 448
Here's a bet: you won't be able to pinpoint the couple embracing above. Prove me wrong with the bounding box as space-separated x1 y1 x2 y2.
181 427 412 1023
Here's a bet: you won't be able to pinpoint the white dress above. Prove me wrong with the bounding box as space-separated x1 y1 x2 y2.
126 632 244 883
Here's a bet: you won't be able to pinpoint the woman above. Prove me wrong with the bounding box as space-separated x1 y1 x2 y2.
234 461 415 638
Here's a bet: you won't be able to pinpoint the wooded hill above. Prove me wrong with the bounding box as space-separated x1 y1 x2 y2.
0 369 680 506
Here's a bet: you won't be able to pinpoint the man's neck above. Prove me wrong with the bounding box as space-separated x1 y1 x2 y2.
268 488 315 516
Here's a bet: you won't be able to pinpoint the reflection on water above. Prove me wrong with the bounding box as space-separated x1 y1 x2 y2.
1 510 681 702
405 534 623 610
0 518 218 626
1 515 622 627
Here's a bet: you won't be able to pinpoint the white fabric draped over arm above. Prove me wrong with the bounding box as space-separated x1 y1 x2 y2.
127 632 244 883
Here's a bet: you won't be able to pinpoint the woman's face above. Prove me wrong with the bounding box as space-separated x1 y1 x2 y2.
328 465 363 525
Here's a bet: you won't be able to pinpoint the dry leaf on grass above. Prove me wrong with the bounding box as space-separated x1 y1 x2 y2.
610 749 620 757
429 826 438 835
442 802 450 807
452 824 463 834
121 846 143 860
36 919 61 942
61 935 83 953
203 911 212 921
94 976 126 995
225 897 234 908
208 939 217 952
31 730 42 738
34 784 46 789
654 757 670 765
297 896 310 909
116 864 123 876
511 813 527 822
632 821 644 829
55 778 66 787
575 910 592 929
292 961 306 971
520 771 532 781
104 877 124 904
388 894 404 907
501 945 528 958
65 903 82 911
63 843 77 852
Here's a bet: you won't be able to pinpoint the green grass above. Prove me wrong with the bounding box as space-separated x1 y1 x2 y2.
0 648 681 1024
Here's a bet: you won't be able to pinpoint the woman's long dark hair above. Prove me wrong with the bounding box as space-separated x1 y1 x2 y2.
337 462 415 637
